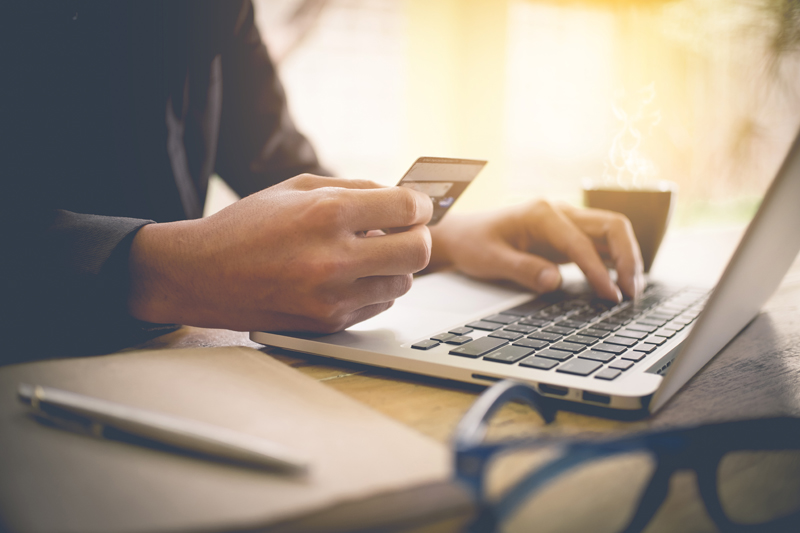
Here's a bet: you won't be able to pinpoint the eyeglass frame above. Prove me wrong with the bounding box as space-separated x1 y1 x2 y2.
453 380 800 533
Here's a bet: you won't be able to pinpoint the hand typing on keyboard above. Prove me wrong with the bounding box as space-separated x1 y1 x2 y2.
425 200 645 303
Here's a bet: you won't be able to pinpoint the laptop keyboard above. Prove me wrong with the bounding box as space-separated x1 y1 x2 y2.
411 285 709 381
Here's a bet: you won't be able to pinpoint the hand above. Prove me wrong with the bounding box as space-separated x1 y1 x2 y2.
428 200 645 302
127 174 433 332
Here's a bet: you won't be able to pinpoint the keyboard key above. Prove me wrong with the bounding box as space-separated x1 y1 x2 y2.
502 299 552 316
513 338 548 350
627 323 658 334
449 326 474 335
633 343 657 353
466 320 503 331
412 340 439 350
482 313 518 325
556 359 602 376
519 356 559 370
595 368 622 381
601 316 630 325
564 335 597 346
544 325 576 335
647 313 675 321
637 318 667 327
529 331 562 342
535 349 574 362
518 317 550 327
446 335 473 345
489 330 524 341
579 350 615 363
609 359 634 371
431 333 455 342
557 319 587 329
621 351 646 362
551 341 586 353
539 304 567 318
484 345 535 364
580 328 610 338
604 336 638 347
504 324 537 334
645 335 666 345
592 322 619 332
654 328 677 339
592 343 628 355
570 313 601 323
449 337 508 358
663 323 686 332
614 329 648 340
588 298 618 312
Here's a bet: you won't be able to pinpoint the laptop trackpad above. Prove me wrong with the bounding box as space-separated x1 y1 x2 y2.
344 271 534 345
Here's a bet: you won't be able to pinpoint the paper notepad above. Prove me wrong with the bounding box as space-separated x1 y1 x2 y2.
0 347 470 533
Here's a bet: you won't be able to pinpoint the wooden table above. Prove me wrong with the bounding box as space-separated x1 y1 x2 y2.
132 227 800 532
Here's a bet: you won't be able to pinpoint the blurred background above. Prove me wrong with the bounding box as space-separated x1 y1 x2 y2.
208 0 800 228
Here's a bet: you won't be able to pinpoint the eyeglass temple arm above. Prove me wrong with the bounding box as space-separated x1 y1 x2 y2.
453 380 557 449
617 458 675 533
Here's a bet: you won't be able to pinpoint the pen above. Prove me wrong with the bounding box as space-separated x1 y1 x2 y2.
17 383 309 474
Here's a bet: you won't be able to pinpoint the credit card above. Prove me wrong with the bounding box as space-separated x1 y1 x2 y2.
397 157 487 225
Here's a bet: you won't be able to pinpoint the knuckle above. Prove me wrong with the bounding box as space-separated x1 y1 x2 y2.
605 211 625 226
353 178 383 189
312 297 348 328
311 193 348 227
394 274 413 297
530 199 556 219
410 231 432 272
395 187 420 223
564 233 593 257
290 173 319 188
614 213 634 233
319 253 348 280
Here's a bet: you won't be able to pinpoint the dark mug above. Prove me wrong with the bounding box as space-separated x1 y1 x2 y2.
583 180 677 272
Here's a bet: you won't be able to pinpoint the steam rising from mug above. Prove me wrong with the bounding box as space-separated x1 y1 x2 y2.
604 83 662 189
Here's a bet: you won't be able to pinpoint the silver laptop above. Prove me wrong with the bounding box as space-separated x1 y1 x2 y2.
252 130 800 415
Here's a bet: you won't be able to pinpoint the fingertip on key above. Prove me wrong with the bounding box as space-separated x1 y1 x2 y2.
537 268 562 292
611 283 623 304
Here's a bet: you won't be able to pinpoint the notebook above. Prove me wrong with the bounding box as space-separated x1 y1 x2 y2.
0 347 471 533
252 127 800 416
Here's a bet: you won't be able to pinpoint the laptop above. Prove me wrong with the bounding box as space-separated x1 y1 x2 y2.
252 129 800 415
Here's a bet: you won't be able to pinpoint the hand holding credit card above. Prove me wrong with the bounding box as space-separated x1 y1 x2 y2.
397 157 487 225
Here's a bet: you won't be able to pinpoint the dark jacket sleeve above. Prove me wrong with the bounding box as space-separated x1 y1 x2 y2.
0 1 326 364
1 210 179 364
214 0 332 197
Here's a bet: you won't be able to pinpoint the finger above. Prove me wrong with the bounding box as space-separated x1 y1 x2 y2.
288 174 389 191
344 186 433 232
483 242 563 293
352 274 414 306
348 224 431 277
534 204 622 302
341 300 396 330
284 300 396 334
561 206 645 298
322 276 410 329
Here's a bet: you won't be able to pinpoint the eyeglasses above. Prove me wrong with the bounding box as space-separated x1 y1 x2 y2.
453 380 800 533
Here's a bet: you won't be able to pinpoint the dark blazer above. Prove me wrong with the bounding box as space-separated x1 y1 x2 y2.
1 1 328 362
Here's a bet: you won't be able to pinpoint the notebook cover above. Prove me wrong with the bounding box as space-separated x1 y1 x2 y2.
0 347 471 533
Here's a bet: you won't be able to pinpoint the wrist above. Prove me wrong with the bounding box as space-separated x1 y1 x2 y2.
127 220 202 325
425 216 461 273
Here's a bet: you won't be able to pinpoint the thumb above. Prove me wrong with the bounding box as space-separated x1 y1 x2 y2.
489 243 562 293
